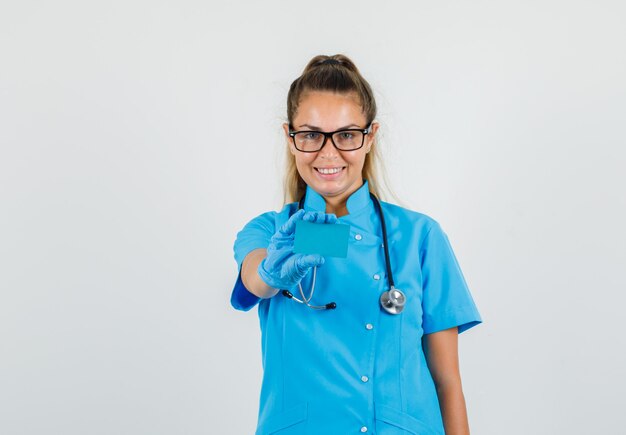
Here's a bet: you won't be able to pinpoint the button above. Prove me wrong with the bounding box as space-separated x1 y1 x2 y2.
361 375 369 383
360 427 368 433
373 274 380 280
355 234 362 241
365 323 373 330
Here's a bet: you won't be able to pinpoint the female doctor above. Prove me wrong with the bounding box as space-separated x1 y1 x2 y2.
230 54 482 435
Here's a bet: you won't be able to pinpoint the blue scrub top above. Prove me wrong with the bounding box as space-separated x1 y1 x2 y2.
231 180 482 435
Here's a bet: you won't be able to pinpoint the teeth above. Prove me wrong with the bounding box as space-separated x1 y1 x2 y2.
317 167 342 175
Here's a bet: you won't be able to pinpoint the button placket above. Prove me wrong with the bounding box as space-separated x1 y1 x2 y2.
349 226 380 432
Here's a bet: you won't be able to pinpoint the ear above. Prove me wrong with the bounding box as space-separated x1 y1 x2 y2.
283 123 296 155
365 122 379 153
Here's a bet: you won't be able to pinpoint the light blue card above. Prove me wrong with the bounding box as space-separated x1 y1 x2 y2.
294 221 350 258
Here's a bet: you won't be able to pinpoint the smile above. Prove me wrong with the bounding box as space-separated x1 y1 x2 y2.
315 167 345 175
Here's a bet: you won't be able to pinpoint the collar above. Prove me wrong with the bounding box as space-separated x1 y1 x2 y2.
302 180 372 216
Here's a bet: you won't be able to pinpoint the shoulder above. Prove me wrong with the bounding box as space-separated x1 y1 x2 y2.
232 202 298 265
236 202 298 236
379 200 441 240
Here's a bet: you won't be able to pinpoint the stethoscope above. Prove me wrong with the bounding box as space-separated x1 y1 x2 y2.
280 191 406 315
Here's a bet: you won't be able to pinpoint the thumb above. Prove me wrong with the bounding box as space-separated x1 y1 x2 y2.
297 254 325 271
278 209 305 236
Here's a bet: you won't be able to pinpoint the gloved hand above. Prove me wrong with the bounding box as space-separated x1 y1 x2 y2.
258 209 338 290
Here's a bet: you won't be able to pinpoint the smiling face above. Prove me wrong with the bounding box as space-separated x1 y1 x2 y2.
283 91 378 214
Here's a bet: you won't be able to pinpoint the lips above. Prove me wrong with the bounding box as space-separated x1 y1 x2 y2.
315 167 344 175
313 166 346 181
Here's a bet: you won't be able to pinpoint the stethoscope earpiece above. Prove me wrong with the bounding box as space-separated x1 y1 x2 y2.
281 269 337 310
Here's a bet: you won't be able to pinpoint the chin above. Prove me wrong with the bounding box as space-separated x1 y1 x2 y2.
312 181 352 196
301 167 360 197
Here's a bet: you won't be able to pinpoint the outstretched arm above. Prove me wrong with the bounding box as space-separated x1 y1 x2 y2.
241 248 277 299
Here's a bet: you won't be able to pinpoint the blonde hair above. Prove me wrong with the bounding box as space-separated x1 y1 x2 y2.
283 54 394 204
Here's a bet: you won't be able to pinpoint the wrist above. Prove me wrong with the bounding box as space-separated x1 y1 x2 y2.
257 259 283 291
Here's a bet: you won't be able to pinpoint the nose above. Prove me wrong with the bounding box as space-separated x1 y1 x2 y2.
319 135 339 159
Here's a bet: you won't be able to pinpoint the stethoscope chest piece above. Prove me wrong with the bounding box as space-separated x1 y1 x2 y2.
380 287 406 315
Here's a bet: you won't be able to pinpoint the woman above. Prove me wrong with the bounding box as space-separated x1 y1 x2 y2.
230 54 482 435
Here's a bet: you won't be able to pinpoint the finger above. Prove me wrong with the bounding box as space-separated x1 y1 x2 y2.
324 213 338 224
297 254 325 270
301 211 321 223
304 211 328 224
279 209 306 235
307 212 338 225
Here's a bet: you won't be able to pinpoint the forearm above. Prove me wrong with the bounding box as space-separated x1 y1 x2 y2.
241 248 279 299
435 380 470 435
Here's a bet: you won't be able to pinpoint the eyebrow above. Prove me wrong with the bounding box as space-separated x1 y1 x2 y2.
297 123 362 130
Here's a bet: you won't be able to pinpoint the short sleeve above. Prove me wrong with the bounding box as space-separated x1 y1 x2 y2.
230 211 276 311
420 221 482 334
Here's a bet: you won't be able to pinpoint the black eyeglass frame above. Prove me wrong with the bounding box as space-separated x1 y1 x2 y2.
288 124 372 153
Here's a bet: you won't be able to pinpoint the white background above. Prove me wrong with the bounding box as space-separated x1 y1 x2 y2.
1 1 625 434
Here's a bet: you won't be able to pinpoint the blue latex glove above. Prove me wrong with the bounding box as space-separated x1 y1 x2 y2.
258 209 338 290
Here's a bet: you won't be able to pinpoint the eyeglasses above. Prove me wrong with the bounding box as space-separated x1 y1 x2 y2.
288 125 371 152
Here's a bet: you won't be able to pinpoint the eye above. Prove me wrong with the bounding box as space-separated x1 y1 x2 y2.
303 132 321 140
339 131 355 140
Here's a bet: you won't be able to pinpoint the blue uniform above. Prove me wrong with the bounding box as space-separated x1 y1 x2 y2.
231 181 482 434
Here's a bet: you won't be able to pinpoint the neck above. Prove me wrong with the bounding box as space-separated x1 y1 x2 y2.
325 199 348 217
322 180 364 217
